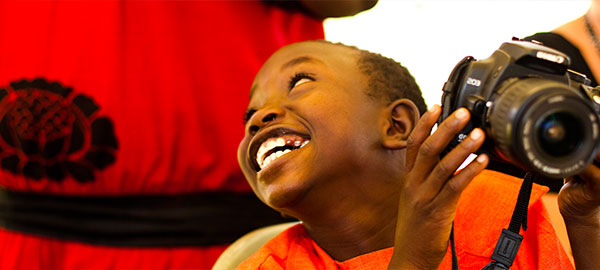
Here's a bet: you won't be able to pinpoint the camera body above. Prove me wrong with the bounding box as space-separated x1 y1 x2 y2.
439 40 600 178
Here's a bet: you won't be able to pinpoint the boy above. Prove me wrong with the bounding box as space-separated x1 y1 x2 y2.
236 40 599 269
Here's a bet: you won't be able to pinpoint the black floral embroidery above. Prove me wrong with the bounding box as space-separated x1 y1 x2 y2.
0 78 118 182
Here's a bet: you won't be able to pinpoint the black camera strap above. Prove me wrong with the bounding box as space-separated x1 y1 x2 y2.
450 172 536 270
451 222 459 270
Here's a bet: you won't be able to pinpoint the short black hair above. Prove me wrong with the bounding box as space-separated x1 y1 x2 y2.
357 49 428 115
317 40 428 115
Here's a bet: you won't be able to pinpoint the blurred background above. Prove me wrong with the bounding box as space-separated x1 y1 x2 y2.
324 0 591 107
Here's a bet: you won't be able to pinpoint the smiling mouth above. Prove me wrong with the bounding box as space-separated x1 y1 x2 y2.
256 134 310 171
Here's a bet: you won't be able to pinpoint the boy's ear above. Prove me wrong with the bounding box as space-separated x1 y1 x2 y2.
381 99 419 149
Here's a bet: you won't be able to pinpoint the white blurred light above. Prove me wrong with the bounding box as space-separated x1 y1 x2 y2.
324 0 591 108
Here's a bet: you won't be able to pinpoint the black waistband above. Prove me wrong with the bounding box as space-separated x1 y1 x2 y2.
0 189 293 247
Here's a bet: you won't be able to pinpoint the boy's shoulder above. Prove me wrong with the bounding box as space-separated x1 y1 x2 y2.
454 169 573 269
455 169 550 250
460 169 549 210
236 223 315 269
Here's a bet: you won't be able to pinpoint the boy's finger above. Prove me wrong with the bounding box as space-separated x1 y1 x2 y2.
576 162 600 195
406 105 440 170
436 153 488 206
411 108 470 176
427 128 485 194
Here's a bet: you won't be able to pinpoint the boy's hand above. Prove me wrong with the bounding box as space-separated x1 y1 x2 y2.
560 153 600 224
559 153 600 269
389 105 488 269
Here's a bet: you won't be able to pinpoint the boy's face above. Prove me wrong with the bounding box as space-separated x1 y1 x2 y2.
238 42 386 211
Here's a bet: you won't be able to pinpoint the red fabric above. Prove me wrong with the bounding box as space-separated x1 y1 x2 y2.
0 1 323 269
0 227 229 270
238 170 575 270
0 1 323 195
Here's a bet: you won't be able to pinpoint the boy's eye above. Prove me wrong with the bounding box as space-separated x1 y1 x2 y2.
243 109 257 125
243 73 314 124
288 72 315 90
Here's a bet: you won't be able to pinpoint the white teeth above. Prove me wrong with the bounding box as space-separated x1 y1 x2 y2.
256 138 285 165
262 149 292 169
276 138 285 146
256 136 309 170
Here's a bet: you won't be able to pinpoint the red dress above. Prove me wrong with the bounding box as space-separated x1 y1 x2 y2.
238 170 574 270
0 1 324 269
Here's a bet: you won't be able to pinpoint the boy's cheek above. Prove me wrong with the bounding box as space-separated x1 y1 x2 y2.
237 140 250 170
237 138 260 185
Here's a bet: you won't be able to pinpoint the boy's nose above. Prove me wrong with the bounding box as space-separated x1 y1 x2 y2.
248 107 285 136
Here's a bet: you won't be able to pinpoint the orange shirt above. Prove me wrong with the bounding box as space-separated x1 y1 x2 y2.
238 170 574 270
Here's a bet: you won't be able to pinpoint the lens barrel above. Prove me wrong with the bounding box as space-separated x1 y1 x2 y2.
487 78 599 178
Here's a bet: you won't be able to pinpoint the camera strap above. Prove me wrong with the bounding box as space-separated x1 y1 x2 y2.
450 172 536 270
482 171 535 269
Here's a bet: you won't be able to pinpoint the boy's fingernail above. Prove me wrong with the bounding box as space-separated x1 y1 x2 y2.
455 108 468 119
429 104 440 113
476 154 488 164
470 128 483 140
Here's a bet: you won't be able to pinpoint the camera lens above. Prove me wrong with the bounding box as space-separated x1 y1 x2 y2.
537 112 580 157
487 78 600 178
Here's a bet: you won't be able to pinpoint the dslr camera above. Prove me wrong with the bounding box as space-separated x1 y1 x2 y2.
439 39 600 178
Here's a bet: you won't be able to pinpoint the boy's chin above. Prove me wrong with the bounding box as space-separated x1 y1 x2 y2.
260 182 309 213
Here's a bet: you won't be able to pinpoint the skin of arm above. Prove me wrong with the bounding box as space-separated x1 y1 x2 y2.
298 0 378 18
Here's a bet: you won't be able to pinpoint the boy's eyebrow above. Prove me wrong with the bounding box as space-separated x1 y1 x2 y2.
250 85 257 99
280 56 322 70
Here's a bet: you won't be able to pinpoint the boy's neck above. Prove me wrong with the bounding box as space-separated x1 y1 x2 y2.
297 191 399 261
